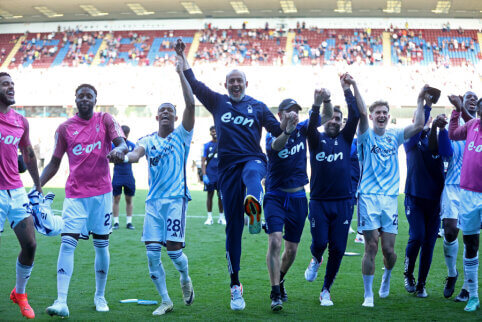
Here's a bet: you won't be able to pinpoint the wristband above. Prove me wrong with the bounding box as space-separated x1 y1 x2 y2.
323 99 331 103
123 155 129 163
284 130 292 136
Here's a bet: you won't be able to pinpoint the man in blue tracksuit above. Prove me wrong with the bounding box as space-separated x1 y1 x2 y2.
402 103 445 297
176 40 289 310
303 73 363 306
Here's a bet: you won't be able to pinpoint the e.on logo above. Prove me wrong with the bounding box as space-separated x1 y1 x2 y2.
221 112 254 127
72 141 102 156
467 141 482 153
0 132 21 146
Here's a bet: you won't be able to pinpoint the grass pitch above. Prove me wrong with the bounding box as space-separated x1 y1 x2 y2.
0 188 480 321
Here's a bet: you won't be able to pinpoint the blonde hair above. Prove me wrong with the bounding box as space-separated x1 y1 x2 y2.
369 100 389 113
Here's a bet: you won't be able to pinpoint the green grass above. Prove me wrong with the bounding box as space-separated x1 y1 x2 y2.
0 188 480 321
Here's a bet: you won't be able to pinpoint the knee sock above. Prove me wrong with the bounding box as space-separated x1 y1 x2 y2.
93 239 110 298
15 259 33 294
443 238 458 277
463 254 479 298
167 250 190 283
379 269 392 295
57 236 77 303
146 244 170 303
363 274 374 298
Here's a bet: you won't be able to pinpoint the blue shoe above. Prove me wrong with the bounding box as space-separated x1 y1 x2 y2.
464 297 480 312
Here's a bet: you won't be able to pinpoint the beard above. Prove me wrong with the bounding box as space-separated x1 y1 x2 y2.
229 92 245 102
0 92 14 106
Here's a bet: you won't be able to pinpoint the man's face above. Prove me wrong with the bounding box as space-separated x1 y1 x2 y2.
0 75 15 107
75 87 96 116
324 111 343 137
463 91 477 115
225 70 247 102
369 105 390 130
156 103 177 127
210 128 217 140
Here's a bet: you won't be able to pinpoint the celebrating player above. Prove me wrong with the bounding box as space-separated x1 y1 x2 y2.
202 126 225 225
119 56 195 315
402 100 445 298
176 39 287 310
357 85 426 307
304 74 363 306
112 125 136 230
448 94 481 312
441 92 478 302
0 72 42 319
40 84 127 317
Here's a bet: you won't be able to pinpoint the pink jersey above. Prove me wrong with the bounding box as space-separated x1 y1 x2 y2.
0 109 31 190
53 112 124 198
449 110 482 193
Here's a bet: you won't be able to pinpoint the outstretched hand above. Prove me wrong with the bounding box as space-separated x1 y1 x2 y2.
314 88 330 106
340 73 355 90
432 114 448 129
285 111 299 134
175 38 186 57
448 94 462 112
107 148 125 163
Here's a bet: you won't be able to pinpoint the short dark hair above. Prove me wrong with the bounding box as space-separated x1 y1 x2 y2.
121 125 130 135
0 72 11 79
333 105 343 119
209 126 215 131
369 100 389 113
75 83 97 96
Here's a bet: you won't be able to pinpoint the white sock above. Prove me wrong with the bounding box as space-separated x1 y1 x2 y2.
363 274 374 298
15 259 33 294
379 269 392 296
443 238 458 277
126 216 132 224
207 212 212 218
93 239 110 298
167 250 190 283
219 212 225 219
464 254 479 298
146 244 170 303
113 217 119 225
462 245 468 290
57 236 77 303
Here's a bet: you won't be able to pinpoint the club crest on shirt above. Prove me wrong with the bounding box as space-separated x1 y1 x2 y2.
96 124 100 132
247 105 253 114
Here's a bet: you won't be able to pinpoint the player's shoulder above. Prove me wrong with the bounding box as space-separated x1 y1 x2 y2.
138 131 157 142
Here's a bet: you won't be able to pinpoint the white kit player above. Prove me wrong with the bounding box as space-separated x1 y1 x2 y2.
40 84 127 317
356 85 427 307
0 72 42 319
118 54 195 315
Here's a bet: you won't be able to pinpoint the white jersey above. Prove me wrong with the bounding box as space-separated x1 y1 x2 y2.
444 140 465 186
138 125 193 201
357 128 405 196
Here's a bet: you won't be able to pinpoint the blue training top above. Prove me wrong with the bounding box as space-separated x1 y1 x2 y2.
112 140 136 179
203 140 219 182
184 69 282 172
403 106 445 200
307 89 360 200
350 138 360 198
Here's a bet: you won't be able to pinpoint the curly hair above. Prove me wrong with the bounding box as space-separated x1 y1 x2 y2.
75 83 97 96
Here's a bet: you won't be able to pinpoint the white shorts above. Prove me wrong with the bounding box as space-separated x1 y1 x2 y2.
142 198 187 244
357 194 399 234
0 188 30 233
441 184 461 220
62 192 113 236
458 189 482 235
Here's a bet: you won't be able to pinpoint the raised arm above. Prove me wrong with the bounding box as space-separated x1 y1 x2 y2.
307 89 328 149
340 73 361 141
404 105 431 152
349 75 369 136
176 55 195 132
448 94 468 141
319 89 334 125
428 114 447 153
271 112 299 151
404 85 428 140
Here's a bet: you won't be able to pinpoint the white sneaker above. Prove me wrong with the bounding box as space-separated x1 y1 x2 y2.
354 234 365 244
320 289 333 306
230 284 245 311
362 297 374 307
218 216 226 225
152 301 173 315
181 279 195 305
46 300 69 317
204 216 213 225
94 296 109 312
304 257 322 282
348 226 355 234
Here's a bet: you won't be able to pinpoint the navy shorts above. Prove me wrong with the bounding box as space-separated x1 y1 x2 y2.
113 180 136 197
263 190 308 243
204 182 218 192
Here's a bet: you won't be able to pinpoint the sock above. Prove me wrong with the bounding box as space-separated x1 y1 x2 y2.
126 216 132 224
219 212 225 219
380 268 392 296
207 212 213 218
15 259 33 294
230 271 240 287
464 254 479 298
462 246 468 290
113 217 119 225
146 244 170 303
93 239 110 298
443 238 458 277
280 270 286 282
363 274 374 298
271 285 280 296
167 250 190 283
57 236 77 303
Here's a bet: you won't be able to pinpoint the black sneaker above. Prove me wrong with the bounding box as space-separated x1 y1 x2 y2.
270 291 283 312
444 271 458 298
126 223 135 230
415 282 428 298
455 288 469 302
113 223 119 230
404 272 416 293
279 279 288 302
